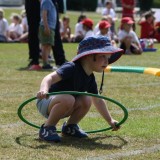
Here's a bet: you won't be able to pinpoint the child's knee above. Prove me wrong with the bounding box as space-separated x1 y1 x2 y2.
80 96 92 109
62 95 75 108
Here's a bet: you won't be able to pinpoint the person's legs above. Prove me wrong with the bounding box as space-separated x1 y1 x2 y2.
130 43 142 55
45 94 76 126
51 0 66 66
120 38 132 54
38 94 75 142
41 44 52 65
61 95 91 138
52 27 66 66
25 0 40 67
67 96 91 124
38 95 91 126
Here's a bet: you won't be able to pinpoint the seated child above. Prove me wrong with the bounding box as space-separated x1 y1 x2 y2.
7 13 23 41
138 11 155 39
60 15 72 42
81 18 94 39
118 17 142 54
36 36 123 142
96 20 116 47
102 1 117 34
0 9 8 42
73 15 87 42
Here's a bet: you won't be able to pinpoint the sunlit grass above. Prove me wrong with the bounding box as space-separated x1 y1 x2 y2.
0 8 160 160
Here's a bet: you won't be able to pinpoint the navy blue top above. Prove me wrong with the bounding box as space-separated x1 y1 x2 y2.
49 62 98 95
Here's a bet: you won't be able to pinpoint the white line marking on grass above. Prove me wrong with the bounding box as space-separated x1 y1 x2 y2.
0 122 24 129
84 144 160 160
0 104 159 129
128 104 160 111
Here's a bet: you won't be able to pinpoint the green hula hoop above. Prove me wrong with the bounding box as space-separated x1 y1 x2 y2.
17 91 128 134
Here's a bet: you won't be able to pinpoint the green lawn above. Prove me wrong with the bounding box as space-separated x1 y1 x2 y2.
0 9 160 160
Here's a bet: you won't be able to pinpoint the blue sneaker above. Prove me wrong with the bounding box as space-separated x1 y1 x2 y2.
61 122 88 138
39 124 61 142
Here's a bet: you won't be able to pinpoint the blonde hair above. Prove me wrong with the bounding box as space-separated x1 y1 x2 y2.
10 13 22 24
0 8 4 17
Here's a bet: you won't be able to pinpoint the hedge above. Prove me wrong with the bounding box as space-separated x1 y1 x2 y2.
67 0 98 11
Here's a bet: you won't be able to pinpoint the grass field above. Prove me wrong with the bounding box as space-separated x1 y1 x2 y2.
0 9 160 160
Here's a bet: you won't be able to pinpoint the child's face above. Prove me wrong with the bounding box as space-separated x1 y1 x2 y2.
92 54 111 72
100 28 109 35
147 16 154 23
123 23 132 32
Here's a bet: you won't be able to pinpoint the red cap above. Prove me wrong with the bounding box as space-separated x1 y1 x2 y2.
81 18 93 29
99 21 111 29
121 17 134 24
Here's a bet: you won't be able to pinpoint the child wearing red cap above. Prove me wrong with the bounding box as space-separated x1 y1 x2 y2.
96 20 116 47
96 20 111 37
36 36 123 142
138 11 155 39
118 17 142 54
81 18 94 39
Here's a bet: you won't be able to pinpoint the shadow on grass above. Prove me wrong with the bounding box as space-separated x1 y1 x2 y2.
15 133 128 150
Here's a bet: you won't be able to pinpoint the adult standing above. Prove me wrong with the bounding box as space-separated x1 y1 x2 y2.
25 0 41 70
51 0 67 68
121 0 136 30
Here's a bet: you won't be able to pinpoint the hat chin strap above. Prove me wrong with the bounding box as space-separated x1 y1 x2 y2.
99 71 104 94
92 55 104 94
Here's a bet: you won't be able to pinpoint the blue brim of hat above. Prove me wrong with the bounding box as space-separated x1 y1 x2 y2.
72 46 123 64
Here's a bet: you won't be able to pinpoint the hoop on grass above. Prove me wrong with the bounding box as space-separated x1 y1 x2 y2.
17 91 128 134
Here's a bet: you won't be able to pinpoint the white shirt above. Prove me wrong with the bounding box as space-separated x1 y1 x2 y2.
0 18 8 36
118 29 140 44
104 0 117 9
96 31 111 40
102 8 116 20
74 22 86 37
84 30 95 39
8 23 23 35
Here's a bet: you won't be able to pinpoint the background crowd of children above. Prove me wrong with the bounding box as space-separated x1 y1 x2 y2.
0 0 160 52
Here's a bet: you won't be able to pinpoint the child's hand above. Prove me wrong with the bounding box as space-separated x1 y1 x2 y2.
44 27 50 36
37 90 48 99
109 119 120 131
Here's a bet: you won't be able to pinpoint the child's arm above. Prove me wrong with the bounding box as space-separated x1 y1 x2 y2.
92 97 120 131
37 71 62 99
42 10 50 36
137 15 145 25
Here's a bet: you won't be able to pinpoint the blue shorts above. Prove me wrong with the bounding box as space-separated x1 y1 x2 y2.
36 96 55 118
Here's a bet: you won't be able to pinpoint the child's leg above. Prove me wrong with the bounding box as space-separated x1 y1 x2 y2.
45 94 76 126
41 44 51 65
120 38 132 54
130 43 142 55
67 95 91 124
124 38 132 51
61 96 91 138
